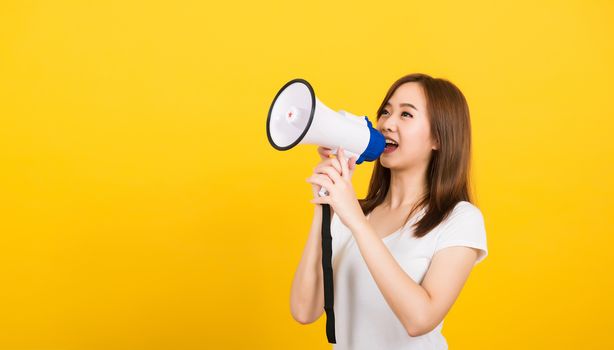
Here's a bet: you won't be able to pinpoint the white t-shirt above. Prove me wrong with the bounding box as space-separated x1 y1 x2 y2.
330 200 488 350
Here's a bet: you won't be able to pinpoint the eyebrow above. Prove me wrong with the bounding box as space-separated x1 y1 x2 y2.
385 102 418 111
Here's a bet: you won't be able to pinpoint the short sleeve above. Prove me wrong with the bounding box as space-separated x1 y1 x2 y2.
433 202 488 266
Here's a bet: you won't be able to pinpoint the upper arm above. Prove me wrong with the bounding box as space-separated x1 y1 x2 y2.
407 202 488 336
413 245 479 335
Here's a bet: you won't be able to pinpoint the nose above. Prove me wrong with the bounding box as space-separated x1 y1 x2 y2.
378 114 396 133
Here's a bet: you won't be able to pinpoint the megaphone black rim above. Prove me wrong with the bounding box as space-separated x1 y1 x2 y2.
266 78 316 151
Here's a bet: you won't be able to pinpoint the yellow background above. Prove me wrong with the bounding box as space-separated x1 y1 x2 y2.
1 0 612 349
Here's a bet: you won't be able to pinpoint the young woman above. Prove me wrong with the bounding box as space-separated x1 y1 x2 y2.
290 73 488 349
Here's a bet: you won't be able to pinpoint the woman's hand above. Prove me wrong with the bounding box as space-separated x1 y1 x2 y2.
317 146 357 178
307 146 364 228
310 146 357 198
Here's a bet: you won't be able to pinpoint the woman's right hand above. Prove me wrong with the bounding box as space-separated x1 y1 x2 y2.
310 146 357 199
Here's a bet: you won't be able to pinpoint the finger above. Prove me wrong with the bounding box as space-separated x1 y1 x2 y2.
338 146 349 180
331 157 342 174
309 177 332 198
319 157 342 174
318 146 333 159
322 146 333 153
349 156 357 171
306 174 334 190
314 165 342 184
310 195 328 205
317 158 342 174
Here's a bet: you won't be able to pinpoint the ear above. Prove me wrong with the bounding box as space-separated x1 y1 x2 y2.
432 138 440 151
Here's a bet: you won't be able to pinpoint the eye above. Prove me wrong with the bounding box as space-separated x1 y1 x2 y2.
380 109 389 117
401 111 413 118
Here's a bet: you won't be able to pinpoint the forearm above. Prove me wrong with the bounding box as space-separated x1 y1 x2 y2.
290 205 325 324
348 216 432 336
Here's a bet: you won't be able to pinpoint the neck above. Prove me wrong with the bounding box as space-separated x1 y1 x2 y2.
383 163 429 211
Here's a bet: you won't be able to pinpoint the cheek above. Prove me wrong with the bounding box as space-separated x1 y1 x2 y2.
400 127 432 154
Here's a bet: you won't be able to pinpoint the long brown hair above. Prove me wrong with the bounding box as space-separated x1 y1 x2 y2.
358 73 474 238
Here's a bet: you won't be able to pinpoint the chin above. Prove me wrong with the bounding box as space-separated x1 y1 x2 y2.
379 157 395 169
380 152 415 170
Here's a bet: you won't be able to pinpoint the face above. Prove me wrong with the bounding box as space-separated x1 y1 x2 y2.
377 82 438 170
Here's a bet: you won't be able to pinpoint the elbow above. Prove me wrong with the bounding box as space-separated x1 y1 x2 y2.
406 321 437 338
406 325 426 338
404 300 439 337
291 311 317 325
296 318 313 325
290 305 321 325
291 310 310 325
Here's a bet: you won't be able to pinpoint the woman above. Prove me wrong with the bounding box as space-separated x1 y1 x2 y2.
290 73 488 349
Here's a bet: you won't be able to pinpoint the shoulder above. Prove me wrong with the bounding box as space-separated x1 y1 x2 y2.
435 201 487 242
453 200 482 215
434 201 489 265
442 201 484 227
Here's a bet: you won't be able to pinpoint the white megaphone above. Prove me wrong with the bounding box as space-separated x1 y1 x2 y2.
266 78 386 197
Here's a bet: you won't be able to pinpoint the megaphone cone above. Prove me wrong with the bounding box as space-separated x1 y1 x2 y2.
266 78 385 169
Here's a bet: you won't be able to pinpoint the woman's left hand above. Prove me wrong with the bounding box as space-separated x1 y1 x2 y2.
306 146 365 228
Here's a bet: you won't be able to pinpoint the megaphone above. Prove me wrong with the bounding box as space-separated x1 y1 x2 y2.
266 78 386 196
267 78 385 344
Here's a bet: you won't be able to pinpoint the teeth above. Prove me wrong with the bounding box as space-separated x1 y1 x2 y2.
385 139 398 145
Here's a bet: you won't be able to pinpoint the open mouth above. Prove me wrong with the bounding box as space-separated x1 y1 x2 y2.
384 139 398 153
